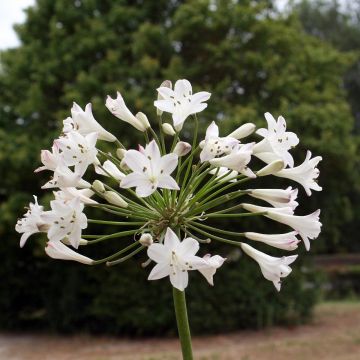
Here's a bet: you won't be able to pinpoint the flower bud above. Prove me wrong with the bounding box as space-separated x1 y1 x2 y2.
157 80 172 116
173 141 191 157
120 158 130 171
139 233 153 247
62 238 88 246
92 180 105 193
136 112 151 129
257 159 285 177
103 191 128 208
116 148 127 159
162 123 176 136
45 241 93 265
228 123 256 140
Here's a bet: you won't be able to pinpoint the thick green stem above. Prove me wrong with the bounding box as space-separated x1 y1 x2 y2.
172 287 193 360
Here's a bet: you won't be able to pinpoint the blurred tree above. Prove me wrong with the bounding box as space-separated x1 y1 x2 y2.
0 0 356 333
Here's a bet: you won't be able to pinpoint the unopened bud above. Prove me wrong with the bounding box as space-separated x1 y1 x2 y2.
228 123 256 140
157 80 172 116
257 160 285 176
136 112 151 129
92 180 105 193
162 123 176 136
116 148 127 159
62 238 88 246
173 141 191 157
139 233 153 247
103 191 128 208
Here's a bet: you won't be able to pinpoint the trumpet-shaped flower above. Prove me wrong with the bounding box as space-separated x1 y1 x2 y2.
42 198 87 249
242 203 321 251
53 188 97 204
121 140 179 197
45 241 93 264
274 151 322 196
154 79 211 130
106 92 147 131
209 143 256 177
35 144 62 173
147 228 207 291
55 131 98 176
63 102 116 142
244 232 300 251
241 243 298 291
15 196 47 248
200 121 239 162
94 160 125 181
253 113 299 167
248 187 298 210
198 254 226 286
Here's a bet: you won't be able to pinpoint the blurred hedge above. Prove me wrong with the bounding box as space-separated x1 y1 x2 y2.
0 0 358 334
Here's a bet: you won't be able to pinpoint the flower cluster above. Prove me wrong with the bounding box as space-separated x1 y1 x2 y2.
16 79 322 292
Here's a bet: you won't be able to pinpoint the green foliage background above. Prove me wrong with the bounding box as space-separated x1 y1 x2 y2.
0 0 358 334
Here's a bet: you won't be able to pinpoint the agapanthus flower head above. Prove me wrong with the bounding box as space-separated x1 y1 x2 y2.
16 78 322 296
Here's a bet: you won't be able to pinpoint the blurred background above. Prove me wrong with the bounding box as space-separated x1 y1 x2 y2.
0 0 359 359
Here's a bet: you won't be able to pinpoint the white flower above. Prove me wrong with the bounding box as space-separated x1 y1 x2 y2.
42 198 87 249
244 232 300 251
15 196 47 248
55 131 98 176
242 203 321 251
209 143 256 177
241 243 298 291
209 167 238 182
154 79 211 130
200 121 239 162
198 254 226 286
135 112 151 129
274 151 322 196
121 140 179 197
253 112 299 167
248 187 298 210
228 123 256 140
41 165 91 189
147 228 207 291
95 160 125 181
54 188 97 205
64 102 116 142
106 92 146 131
34 144 62 173
45 241 93 265
173 141 192 157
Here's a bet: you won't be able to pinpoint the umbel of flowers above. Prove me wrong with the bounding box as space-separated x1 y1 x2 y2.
16 79 322 359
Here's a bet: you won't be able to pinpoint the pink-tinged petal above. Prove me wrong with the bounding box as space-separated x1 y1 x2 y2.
123 150 149 173
160 153 178 174
174 79 192 97
164 228 180 250
147 243 168 263
170 269 188 291
177 238 199 257
157 175 180 190
148 262 171 280
191 91 211 103
154 99 175 113
205 121 219 139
